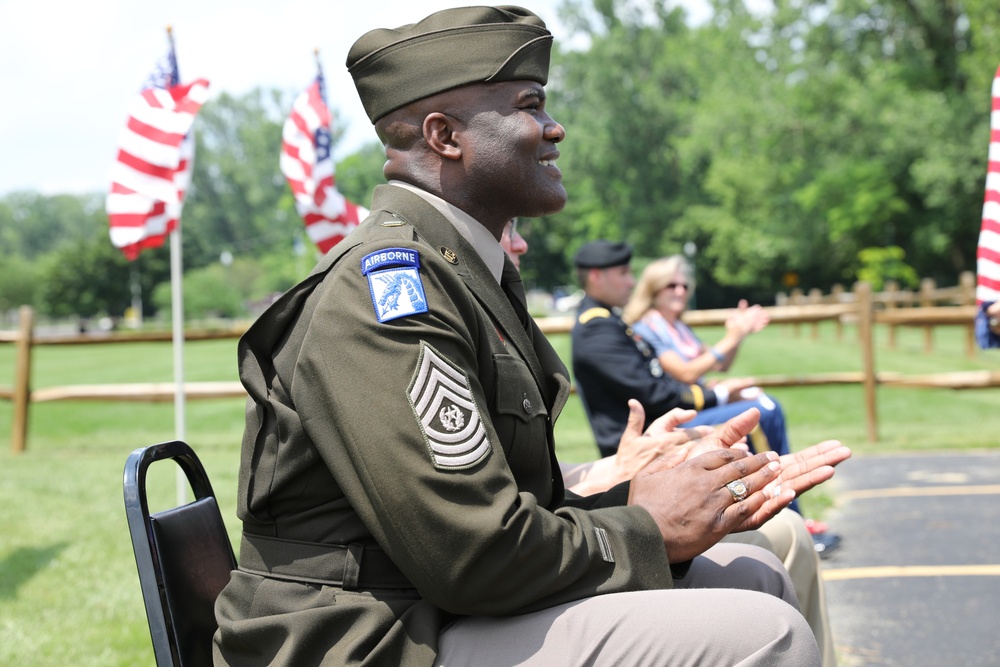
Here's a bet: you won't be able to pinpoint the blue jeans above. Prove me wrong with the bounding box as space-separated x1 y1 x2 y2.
685 395 790 458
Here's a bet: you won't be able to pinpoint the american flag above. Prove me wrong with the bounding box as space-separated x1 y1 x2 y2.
977 63 1000 304
281 61 367 253
106 36 209 260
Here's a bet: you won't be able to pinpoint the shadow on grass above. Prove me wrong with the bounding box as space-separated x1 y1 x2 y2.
0 542 69 600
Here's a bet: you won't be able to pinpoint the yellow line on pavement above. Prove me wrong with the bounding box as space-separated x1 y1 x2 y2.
823 565 1000 581
840 485 1000 500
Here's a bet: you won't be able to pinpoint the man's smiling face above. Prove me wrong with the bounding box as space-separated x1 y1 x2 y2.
458 80 567 221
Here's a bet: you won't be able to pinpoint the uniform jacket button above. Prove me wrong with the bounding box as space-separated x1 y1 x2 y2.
522 397 532 413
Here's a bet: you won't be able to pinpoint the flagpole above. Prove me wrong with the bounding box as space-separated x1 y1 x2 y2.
107 24 206 505
167 24 188 505
170 227 187 504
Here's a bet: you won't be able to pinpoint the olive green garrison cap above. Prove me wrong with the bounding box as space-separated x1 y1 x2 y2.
347 5 553 123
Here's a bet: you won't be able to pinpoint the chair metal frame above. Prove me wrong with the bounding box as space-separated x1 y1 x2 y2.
123 440 236 667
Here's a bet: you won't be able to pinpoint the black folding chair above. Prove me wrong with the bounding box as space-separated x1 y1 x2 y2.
123 440 236 667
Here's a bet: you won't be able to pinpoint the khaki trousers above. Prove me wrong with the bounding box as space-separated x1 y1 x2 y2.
436 542 820 666
725 509 836 666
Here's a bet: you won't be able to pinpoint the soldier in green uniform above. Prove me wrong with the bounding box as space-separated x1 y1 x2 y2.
213 6 851 666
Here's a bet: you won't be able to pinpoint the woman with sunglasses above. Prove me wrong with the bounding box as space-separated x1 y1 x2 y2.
623 255 770 384
623 255 840 552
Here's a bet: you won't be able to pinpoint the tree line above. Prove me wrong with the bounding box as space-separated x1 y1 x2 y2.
2 0 997 320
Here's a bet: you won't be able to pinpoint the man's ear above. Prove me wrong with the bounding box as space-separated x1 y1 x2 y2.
423 112 463 161
586 267 606 292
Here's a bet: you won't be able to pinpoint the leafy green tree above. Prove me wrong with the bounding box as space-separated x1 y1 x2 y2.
544 0 998 302
39 237 135 318
549 0 788 301
254 250 314 294
795 0 995 280
0 255 41 311
336 141 387 208
0 190 173 317
0 191 107 259
184 88 310 268
551 0 701 261
152 264 247 320
857 245 919 290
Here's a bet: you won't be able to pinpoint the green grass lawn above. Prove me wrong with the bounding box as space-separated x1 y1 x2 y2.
1 322 999 665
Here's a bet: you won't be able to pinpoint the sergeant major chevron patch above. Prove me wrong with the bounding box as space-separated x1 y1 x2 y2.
408 343 491 470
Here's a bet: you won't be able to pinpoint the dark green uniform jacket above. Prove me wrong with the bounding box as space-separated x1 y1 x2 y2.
214 185 674 667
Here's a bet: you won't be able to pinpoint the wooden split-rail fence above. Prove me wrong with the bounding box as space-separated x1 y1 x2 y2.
2 273 996 453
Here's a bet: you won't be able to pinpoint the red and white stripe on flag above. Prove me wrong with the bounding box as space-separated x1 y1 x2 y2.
281 75 367 254
977 63 1000 304
106 79 209 260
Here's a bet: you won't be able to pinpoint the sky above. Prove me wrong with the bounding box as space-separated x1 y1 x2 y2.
0 1 581 197
0 0 718 199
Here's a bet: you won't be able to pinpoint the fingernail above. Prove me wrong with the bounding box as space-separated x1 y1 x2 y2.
768 461 780 472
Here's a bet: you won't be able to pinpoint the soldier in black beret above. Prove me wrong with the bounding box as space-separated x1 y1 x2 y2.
573 239 633 269
214 7 848 666
572 240 780 457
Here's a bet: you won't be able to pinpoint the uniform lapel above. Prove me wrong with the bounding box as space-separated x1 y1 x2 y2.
370 185 552 407
464 258 550 405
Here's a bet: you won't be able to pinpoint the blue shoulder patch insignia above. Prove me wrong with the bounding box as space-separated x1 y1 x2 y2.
362 248 428 322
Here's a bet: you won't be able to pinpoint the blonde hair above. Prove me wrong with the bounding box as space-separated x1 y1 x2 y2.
622 255 694 324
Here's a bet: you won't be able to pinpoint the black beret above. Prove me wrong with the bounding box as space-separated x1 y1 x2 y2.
574 240 633 269
347 6 553 123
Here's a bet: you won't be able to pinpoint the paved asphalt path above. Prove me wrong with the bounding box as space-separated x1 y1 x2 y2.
819 451 1000 666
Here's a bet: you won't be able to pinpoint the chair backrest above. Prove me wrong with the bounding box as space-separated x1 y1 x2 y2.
123 440 237 667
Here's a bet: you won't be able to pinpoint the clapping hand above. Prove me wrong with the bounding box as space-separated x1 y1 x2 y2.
726 299 770 338
628 407 851 559
609 400 717 482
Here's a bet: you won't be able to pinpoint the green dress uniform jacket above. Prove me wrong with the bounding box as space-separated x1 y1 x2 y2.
213 185 675 667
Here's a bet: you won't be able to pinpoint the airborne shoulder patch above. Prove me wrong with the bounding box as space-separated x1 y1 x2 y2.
362 247 428 322
408 343 491 471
